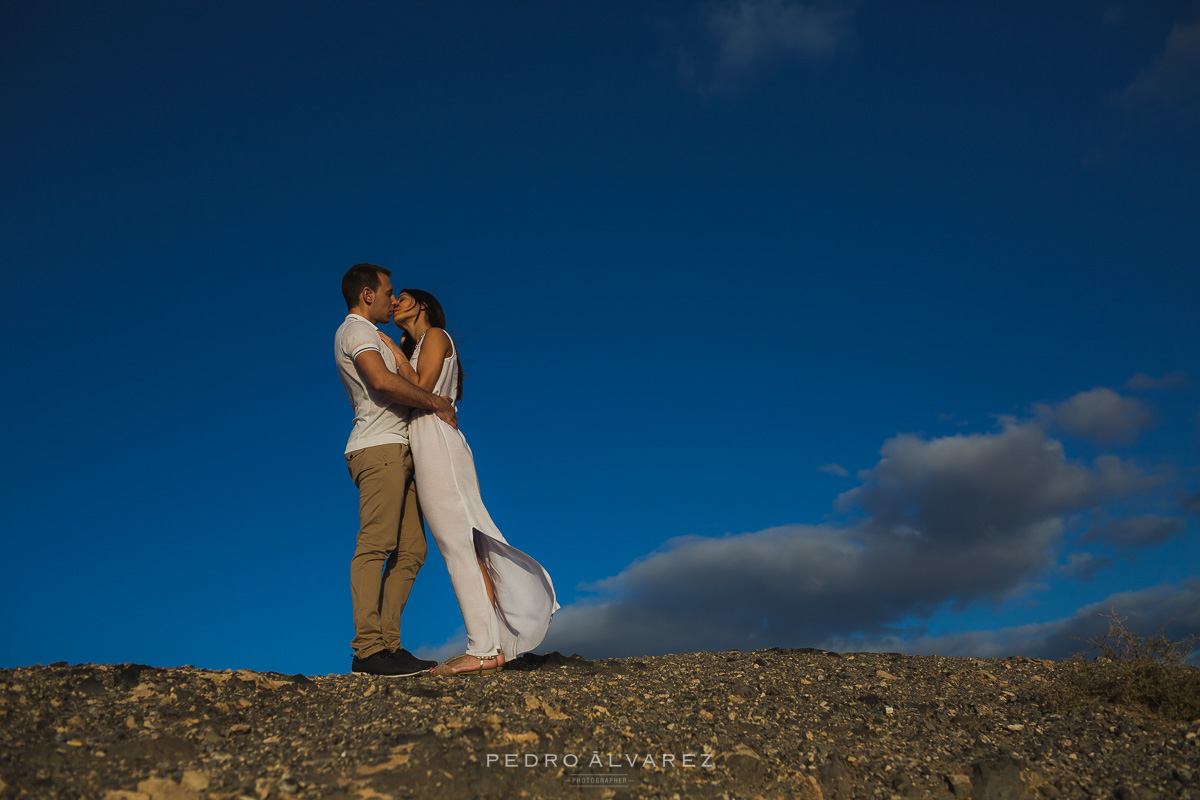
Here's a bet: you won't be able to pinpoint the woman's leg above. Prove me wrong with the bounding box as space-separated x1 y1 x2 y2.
476 551 503 669
412 424 507 671
430 540 505 676
430 526 501 657
477 554 497 607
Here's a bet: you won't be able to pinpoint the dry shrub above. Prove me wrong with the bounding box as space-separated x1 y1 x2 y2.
1064 610 1200 722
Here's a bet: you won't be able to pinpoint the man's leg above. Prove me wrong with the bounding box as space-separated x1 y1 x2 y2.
381 452 426 652
347 443 406 659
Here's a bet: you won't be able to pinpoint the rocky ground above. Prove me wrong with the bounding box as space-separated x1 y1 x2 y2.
1 649 1198 800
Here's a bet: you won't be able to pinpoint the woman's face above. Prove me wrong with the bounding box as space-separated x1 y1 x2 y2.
392 292 422 325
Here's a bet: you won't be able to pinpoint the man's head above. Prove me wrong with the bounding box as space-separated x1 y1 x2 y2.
342 263 395 324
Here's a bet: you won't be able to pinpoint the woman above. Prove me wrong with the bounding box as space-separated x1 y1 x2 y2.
379 289 558 677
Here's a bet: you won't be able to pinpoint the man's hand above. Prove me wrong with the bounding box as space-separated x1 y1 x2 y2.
432 395 458 429
354 349 453 418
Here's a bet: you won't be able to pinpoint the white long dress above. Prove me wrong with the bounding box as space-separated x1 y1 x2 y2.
408 330 559 658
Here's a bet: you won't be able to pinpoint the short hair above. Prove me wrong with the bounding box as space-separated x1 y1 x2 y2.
341 263 391 310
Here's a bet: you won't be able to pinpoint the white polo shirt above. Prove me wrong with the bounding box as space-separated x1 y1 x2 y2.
334 313 410 453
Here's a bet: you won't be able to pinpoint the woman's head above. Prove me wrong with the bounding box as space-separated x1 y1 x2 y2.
395 288 446 330
395 288 464 400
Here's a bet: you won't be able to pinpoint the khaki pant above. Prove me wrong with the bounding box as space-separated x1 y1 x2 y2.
346 443 427 659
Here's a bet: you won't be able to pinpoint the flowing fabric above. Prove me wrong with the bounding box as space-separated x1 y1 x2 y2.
408 331 559 657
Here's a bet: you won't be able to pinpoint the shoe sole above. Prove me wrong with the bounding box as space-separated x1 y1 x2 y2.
349 668 431 678
432 665 503 678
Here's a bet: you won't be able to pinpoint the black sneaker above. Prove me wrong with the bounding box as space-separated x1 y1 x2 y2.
387 648 437 676
351 649 413 677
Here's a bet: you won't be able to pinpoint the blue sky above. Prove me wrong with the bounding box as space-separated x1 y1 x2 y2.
2 1 1197 675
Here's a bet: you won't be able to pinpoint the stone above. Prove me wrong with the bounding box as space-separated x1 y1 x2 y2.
277 772 301 793
819 759 854 797
180 770 209 791
945 772 972 797
971 759 1032 800
724 744 765 782
135 777 200 800
1115 787 1156 800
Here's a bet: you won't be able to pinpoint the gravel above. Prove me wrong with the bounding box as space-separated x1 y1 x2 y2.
2 648 1198 799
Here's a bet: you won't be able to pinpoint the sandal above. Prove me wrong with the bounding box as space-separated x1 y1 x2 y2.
431 649 505 677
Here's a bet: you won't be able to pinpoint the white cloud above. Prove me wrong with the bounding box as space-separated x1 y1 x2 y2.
542 420 1157 658
850 422 1150 538
681 0 855 95
1057 552 1112 581
1182 488 1200 516
1085 514 1187 549
1116 11 1200 116
1126 371 1187 390
413 626 469 663
823 580 1200 662
1036 387 1154 444
817 463 849 477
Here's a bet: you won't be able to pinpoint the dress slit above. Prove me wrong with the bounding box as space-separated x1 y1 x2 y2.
408 331 559 658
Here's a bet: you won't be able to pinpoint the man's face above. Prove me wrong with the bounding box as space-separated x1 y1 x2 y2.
364 274 395 324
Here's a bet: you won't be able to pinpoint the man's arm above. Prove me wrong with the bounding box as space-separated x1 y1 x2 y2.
354 350 458 428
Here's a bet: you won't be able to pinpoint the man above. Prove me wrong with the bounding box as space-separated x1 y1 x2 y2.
335 263 457 676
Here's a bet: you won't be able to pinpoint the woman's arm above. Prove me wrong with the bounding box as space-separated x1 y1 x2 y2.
407 328 451 391
379 328 451 393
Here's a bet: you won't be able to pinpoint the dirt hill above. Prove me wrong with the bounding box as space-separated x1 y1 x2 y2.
2 649 1197 799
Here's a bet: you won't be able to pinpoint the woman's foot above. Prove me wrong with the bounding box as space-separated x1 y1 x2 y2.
431 649 505 677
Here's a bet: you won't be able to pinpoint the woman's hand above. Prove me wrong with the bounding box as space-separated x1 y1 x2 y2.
377 331 406 362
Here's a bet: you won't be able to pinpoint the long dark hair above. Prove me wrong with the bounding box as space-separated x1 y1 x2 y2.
399 288 464 401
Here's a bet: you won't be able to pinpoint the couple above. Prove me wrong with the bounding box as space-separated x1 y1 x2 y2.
334 263 558 677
